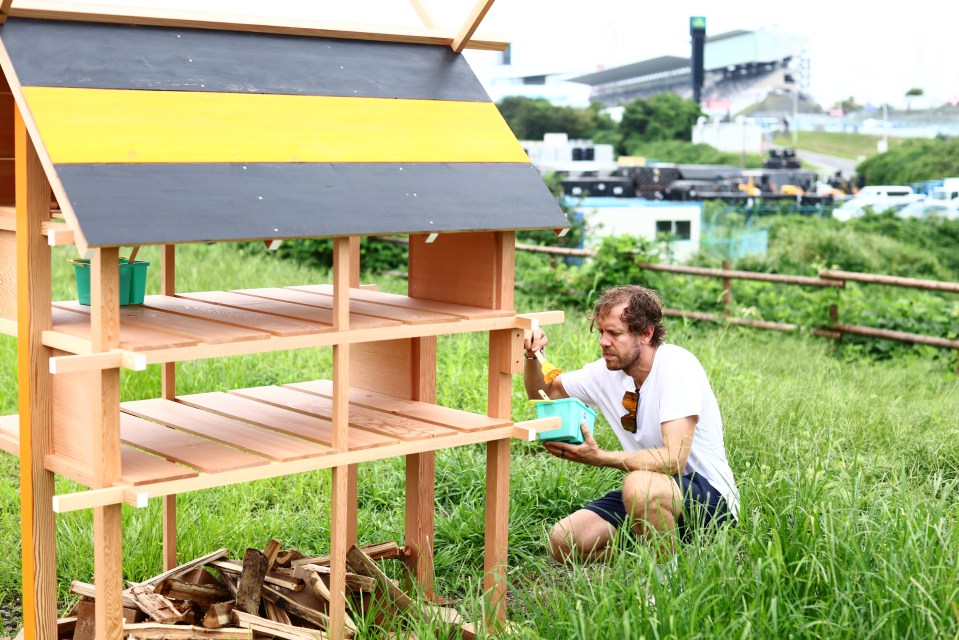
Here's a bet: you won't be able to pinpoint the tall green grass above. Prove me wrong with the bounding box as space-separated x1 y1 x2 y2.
2 245 958 638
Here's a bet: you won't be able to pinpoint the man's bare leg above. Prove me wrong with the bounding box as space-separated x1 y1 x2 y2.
548 509 617 563
622 470 682 559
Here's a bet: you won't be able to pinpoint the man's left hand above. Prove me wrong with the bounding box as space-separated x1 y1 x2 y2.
542 420 606 467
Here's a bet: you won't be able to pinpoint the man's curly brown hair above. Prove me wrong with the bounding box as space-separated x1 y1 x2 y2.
590 285 667 346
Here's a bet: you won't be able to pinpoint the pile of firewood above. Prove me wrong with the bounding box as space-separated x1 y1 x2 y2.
47 540 488 640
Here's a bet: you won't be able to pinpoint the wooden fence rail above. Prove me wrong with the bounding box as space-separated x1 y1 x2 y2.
367 236 957 368
635 261 959 371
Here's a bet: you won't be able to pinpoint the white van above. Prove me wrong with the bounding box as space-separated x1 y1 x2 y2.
898 183 959 220
833 185 924 221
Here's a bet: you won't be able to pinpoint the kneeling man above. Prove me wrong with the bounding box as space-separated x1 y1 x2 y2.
524 285 739 561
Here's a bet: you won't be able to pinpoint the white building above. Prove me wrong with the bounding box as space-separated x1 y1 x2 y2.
569 197 702 262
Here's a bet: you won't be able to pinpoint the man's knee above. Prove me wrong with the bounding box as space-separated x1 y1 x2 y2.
622 471 675 521
548 520 574 561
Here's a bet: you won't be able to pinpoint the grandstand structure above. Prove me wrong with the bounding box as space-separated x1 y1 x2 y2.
570 28 808 115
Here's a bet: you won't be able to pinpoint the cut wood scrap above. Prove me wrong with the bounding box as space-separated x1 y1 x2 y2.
261 584 334 631
234 548 269 614
423 605 463 627
294 541 406 567
307 570 331 603
218 571 238 598
346 545 414 611
201 601 235 630
132 548 230 589
70 580 139 608
130 584 190 624
208 558 305 591
302 565 376 593
264 599 292 625
55 615 77 640
122 622 249 639
232 610 329 640
155 578 232 606
177 567 225 589
275 548 306 568
73 600 96 640
264 538 283 570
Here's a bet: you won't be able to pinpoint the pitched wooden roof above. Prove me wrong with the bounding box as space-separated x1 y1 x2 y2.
0 15 568 249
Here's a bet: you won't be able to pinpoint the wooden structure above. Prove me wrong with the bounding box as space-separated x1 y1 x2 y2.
0 3 568 638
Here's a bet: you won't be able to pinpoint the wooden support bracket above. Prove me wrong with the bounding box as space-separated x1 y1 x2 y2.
49 349 147 374
52 486 147 512
510 417 560 442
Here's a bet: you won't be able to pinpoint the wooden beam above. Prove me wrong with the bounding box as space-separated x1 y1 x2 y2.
408 0 437 28
452 0 497 53
483 229 515 627
160 244 177 571
90 244 124 640
7 1 510 51
484 330 513 628
15 103 57 640
404 337 437 599
0 0 14 25
329 236 352 640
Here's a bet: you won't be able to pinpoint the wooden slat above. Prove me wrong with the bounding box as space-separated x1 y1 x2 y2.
52 421 532 512
0 413 19 455
230 288 405 330
120 447 198 486
55 300 271 344
51 307 198 352
119 413 268 473
142 295 328 337
287 380 510 432
177 290 344 327
282 286 461 325
295 284 513 319
122 398 332 462
175 392 395 451
230 385 455 441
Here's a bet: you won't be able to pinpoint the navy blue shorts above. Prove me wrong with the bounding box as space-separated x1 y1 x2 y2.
581 473 733 538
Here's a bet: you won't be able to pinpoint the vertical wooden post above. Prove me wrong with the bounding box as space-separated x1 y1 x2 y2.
91 245 123 639
160 244 177 569
721 259 731 316
484 231 514 626
405 336 437 599
346 236 360 547
15 105 57 640
328 237 352 640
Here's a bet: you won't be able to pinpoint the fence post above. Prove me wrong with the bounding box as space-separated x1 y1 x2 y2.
829 303 839 334
722 260 731 316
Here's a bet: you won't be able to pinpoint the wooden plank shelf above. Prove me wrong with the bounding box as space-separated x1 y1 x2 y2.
40 381 560 513
1 414 198 486
0 205 75 245
38 287 563 367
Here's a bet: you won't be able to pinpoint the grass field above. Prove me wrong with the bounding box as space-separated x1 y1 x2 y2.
772 131 908 161
2 244 959 638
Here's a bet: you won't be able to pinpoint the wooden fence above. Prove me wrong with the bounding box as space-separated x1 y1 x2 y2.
370 236 959 368
636 261 959 371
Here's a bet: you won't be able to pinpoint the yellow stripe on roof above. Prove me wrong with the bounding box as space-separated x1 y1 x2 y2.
22 87 528 164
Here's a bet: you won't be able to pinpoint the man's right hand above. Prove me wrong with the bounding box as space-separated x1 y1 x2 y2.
524 328 549 359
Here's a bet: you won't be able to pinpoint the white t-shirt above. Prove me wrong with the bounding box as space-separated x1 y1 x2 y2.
560 343 740 518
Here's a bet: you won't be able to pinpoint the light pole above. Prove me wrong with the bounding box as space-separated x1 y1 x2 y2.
791 87 799 147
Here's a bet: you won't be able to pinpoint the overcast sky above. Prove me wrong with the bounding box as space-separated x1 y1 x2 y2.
48 0 959 108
